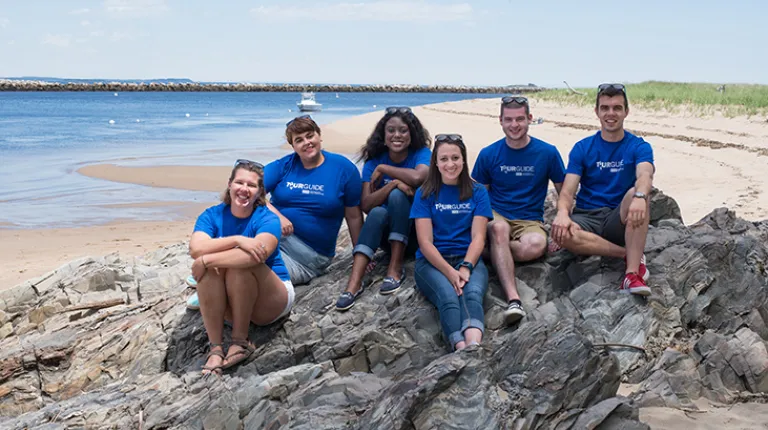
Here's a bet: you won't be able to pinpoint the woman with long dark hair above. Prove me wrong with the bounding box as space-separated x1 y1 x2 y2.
335 107 432 311
410 134 493 351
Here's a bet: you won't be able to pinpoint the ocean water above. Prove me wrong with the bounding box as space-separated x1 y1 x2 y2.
0 91 498 228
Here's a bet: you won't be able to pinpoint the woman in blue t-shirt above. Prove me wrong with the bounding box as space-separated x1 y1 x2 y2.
336 107 432 311
410 134 494 351
189 160 293 375
264 115 364 286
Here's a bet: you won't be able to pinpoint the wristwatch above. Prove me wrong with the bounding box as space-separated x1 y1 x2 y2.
456 261 475 273
633 191 648 201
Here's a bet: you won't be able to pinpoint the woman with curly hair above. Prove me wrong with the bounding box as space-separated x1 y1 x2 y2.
336 107 432 311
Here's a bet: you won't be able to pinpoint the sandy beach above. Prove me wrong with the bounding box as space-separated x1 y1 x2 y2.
4 96 767 292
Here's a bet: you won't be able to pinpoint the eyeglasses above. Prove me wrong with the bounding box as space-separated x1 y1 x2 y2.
434 134 463 143
501 96 528 105
385 106 413 115
597 83 626 93
234 159 264 169
286 114 311 127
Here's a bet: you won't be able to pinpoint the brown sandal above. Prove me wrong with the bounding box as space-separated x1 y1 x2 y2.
222 338 255 369
202 343 225 376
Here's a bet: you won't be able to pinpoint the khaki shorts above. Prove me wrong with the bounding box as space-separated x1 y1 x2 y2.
491 210 547 241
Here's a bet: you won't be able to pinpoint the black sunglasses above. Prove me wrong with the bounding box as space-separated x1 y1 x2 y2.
501 96 529 105
286 114 311 127
434 134 463 143
385 106 413 115
597 83 626 93
234 159 264 169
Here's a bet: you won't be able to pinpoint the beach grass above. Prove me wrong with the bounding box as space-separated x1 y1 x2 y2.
533 81 768 117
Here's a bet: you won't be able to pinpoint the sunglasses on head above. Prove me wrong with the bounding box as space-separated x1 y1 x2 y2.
385 106 413 115
286 114 311 127
234 158 264 169
597 83 626 93
434 134 463 144
501 96 528 105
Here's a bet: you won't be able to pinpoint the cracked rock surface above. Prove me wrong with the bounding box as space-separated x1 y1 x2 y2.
1 190 767 429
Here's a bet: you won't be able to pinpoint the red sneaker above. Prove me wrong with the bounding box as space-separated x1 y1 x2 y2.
621 272 651 296
625 254 649 281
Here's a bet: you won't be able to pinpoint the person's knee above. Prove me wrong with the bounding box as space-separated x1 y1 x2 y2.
488 221 510 244
367 206 388 224
225 267 252 285
387 188 409 207
520 233 547 259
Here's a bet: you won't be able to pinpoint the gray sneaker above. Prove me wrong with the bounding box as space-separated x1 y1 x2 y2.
503 301 526 324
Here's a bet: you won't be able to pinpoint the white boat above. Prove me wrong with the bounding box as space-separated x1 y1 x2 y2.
297 92 322 112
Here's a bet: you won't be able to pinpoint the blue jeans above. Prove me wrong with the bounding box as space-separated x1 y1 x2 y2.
353 189 415 259
280 234 331 285
415 256 489 350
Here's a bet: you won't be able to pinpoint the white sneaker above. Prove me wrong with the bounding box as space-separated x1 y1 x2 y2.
186 292 200 311
503 301 526 324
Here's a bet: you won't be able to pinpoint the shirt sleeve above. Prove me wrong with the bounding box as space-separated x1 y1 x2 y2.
409 188 432 219
549 146 567 183
193 207 216 237
361 159 376 183
244 208 281 240
471 148 490 185
262 158 282 194
635 138 655 166
414 147 432 167
566 141 585 176
473 185 494 219
343 159 363 207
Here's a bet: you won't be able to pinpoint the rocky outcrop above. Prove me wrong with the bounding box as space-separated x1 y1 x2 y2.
0 191 766 429
0 79 543 94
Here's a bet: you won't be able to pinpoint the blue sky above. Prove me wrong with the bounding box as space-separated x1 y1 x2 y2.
0 0 765 87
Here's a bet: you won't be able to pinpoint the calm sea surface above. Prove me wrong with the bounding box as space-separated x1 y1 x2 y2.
0 92 497 228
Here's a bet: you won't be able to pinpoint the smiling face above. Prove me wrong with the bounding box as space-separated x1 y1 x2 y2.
436 143 464 184
291 129 323 162
228 168 263 210
384 116 412 155
595 95 629 133
500 105 531 141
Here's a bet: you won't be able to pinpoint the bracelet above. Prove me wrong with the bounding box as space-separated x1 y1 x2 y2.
201 255 207 268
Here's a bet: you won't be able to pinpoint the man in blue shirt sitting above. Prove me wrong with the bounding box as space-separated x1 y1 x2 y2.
472 96 566 324
551 84 655 296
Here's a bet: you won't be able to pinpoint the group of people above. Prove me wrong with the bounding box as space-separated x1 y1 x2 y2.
186 83 655 375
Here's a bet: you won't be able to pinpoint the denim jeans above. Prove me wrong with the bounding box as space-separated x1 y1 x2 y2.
279 234 332 285
415 256 489 350
353 188 416 259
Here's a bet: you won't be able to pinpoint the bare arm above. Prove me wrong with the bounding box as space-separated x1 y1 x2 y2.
414 218 455 277
200 232 278 269
267 201 294 237
634 162 654 194
555 174 581 216
462 216 489 266
376 164 428 188
361 180 400 214
553 182 563 196
344 205 363 246
189 231 240 259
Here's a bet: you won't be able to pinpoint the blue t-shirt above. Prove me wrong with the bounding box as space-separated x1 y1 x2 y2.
566 131 654 210
193 203 290 281
410 183 493 259
264 150 362 257
471 136 565 221
361 147 431 185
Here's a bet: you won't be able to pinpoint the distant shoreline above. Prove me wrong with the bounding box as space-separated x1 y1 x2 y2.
0 79 543 94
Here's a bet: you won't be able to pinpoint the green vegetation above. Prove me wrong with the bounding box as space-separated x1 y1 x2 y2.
533 81 768 116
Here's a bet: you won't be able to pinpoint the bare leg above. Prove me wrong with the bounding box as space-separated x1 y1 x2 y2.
510 232 547 262
464 328 482 345
345 253 370 294
559 230 626 258
386 241 406 280
488 220 519 302
197 268 227 372
619 188 650 274
224 268 260 341
455 340 467 350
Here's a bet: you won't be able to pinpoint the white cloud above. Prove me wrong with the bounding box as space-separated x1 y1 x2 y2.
7 40 14 45
81 20 91 26
250 1 473 22
0 18 9 28
90 30 105 37
110 31 136 41
69 8 91 15
104 0 169 17
41 34 72 47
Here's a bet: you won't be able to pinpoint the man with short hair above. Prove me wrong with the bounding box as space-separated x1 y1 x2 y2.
472 96 565 324
551 83 655 295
